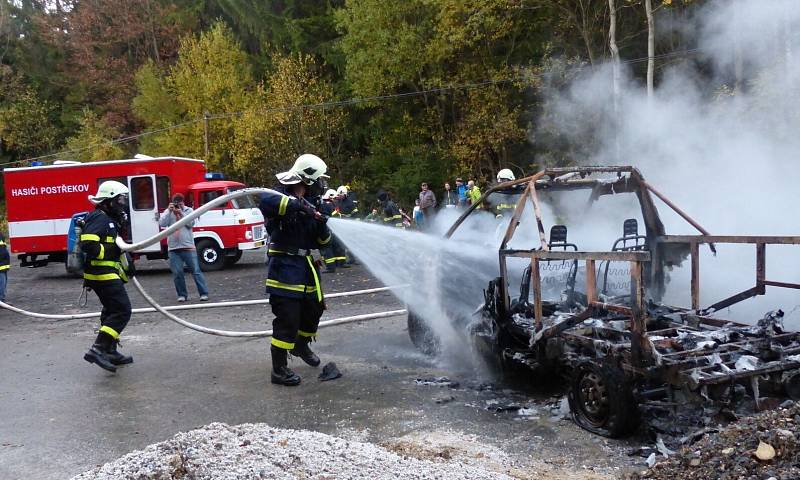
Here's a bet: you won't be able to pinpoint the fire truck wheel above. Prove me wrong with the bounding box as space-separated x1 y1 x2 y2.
407 310 441 356
567 361 638 438
196 239 225 272
223 250 243 267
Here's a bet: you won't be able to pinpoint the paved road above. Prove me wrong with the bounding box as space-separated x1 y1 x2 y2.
0 251 633 479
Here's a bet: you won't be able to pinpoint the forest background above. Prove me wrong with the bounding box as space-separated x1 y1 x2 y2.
0 0 740 207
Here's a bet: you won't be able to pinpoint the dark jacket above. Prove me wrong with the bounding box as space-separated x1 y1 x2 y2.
381 200 403 227
259 188 331 301
79 209 126 283
336 195 359 218
0 232 10 271
442 189 458 207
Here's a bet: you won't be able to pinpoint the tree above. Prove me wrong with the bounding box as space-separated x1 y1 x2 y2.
0 86 60 160
62 108 126 162
38 0 183 132
131 23 253 173
232 53 345 186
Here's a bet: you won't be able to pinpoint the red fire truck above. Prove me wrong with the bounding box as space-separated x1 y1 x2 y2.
3 156 266 271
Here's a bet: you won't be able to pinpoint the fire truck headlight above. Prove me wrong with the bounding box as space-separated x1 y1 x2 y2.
245 230 253 240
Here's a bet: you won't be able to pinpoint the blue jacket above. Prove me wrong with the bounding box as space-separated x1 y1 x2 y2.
259 188 331 301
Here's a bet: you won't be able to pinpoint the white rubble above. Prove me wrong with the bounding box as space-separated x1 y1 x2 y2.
72 422 515 480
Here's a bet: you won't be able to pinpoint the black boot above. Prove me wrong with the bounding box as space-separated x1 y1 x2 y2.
291 337 321 367
271 346 301 386
83 332 116 373
107 340 133 365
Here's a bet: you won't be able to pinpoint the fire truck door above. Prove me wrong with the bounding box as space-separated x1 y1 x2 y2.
128 175 161 253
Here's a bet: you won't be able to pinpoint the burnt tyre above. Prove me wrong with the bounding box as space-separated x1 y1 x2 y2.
407 310 441 356
196 239 225 272
223 249 243 267
568 362 638 438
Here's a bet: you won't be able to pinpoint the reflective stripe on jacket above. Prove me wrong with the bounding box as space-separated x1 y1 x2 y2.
259 188 330 301
79 209 125 283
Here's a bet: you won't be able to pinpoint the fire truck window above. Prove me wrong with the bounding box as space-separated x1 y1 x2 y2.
199 190 225 207
155 176 170 210
130 177 155 211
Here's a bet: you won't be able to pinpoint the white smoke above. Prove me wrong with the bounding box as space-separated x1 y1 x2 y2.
537 0 800 327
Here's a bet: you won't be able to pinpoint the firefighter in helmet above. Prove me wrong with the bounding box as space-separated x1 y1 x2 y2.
377 190 404 228
80 180 135 373
259 153 332 386
492 168 521 219
332 185 357 266
318 189 343 273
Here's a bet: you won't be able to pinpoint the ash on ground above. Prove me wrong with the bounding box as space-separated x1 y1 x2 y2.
628 402 800 480
72 422 517 480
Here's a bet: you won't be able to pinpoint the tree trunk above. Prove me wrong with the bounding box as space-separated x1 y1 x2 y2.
645 0 654 99
608 0 621 163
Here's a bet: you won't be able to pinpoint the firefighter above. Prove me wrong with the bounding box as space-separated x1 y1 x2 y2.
377 190 404 228
259 153 332 386
80 180 135 373
318 189 343 273
0 231 10 302
492 168 526 219
334 185 358 265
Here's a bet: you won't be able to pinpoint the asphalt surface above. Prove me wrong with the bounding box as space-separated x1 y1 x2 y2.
0 250 636 479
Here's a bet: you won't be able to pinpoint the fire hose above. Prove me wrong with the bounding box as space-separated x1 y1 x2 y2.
0 187 408 337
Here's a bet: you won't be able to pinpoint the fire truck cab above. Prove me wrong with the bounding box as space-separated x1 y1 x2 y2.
4 156 266 271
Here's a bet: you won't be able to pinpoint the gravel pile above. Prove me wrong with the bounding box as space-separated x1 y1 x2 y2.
72 422 515 479
629 403 800 480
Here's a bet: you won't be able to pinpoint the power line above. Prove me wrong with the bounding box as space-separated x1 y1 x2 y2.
13 47 706 165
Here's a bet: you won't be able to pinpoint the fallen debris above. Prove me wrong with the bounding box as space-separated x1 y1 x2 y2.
72 423 515 480
628 403 800 479
318 362 342 381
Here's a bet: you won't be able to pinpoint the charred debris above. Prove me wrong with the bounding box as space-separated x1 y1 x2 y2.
424 166 800 439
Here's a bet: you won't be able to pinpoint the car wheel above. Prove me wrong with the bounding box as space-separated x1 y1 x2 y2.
568 361 639 438
196 239 224 272
407 310 441 356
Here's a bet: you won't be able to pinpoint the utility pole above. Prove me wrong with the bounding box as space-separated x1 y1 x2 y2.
203 111 210 160
645 0 654 100
608 0 621 163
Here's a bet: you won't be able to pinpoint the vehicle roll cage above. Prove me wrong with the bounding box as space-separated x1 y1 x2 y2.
446 166 800 368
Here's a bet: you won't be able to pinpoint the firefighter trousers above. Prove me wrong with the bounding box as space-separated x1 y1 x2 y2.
87 280 132 340
269 294 323 350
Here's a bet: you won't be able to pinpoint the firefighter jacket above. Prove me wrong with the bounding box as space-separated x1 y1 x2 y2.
319 199 336 217
335 195 359 218
492 186 525 218
79 209 128 283
0 232 10 272
259 188 331 301
381 199 404 227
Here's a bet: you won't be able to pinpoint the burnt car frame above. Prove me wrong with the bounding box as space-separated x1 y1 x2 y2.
412 165 800 437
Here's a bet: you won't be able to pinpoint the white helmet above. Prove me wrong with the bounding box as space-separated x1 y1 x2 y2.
323 189 337 200
276 153 329 185
88 180 129 205
497 168 515 183
336 185 348 196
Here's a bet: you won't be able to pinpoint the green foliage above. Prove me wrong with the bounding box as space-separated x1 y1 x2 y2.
232 53 346 186
62 109 126 162
0 87 60 159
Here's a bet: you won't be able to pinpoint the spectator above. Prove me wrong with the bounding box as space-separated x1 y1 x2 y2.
364 207 380 222
455 178 468 206
158 193 209 302
466 180 482 208
413 199 423 228
442 182 458 208
418 182 436 227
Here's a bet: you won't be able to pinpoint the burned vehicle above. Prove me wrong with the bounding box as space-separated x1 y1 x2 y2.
409 166 800 438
